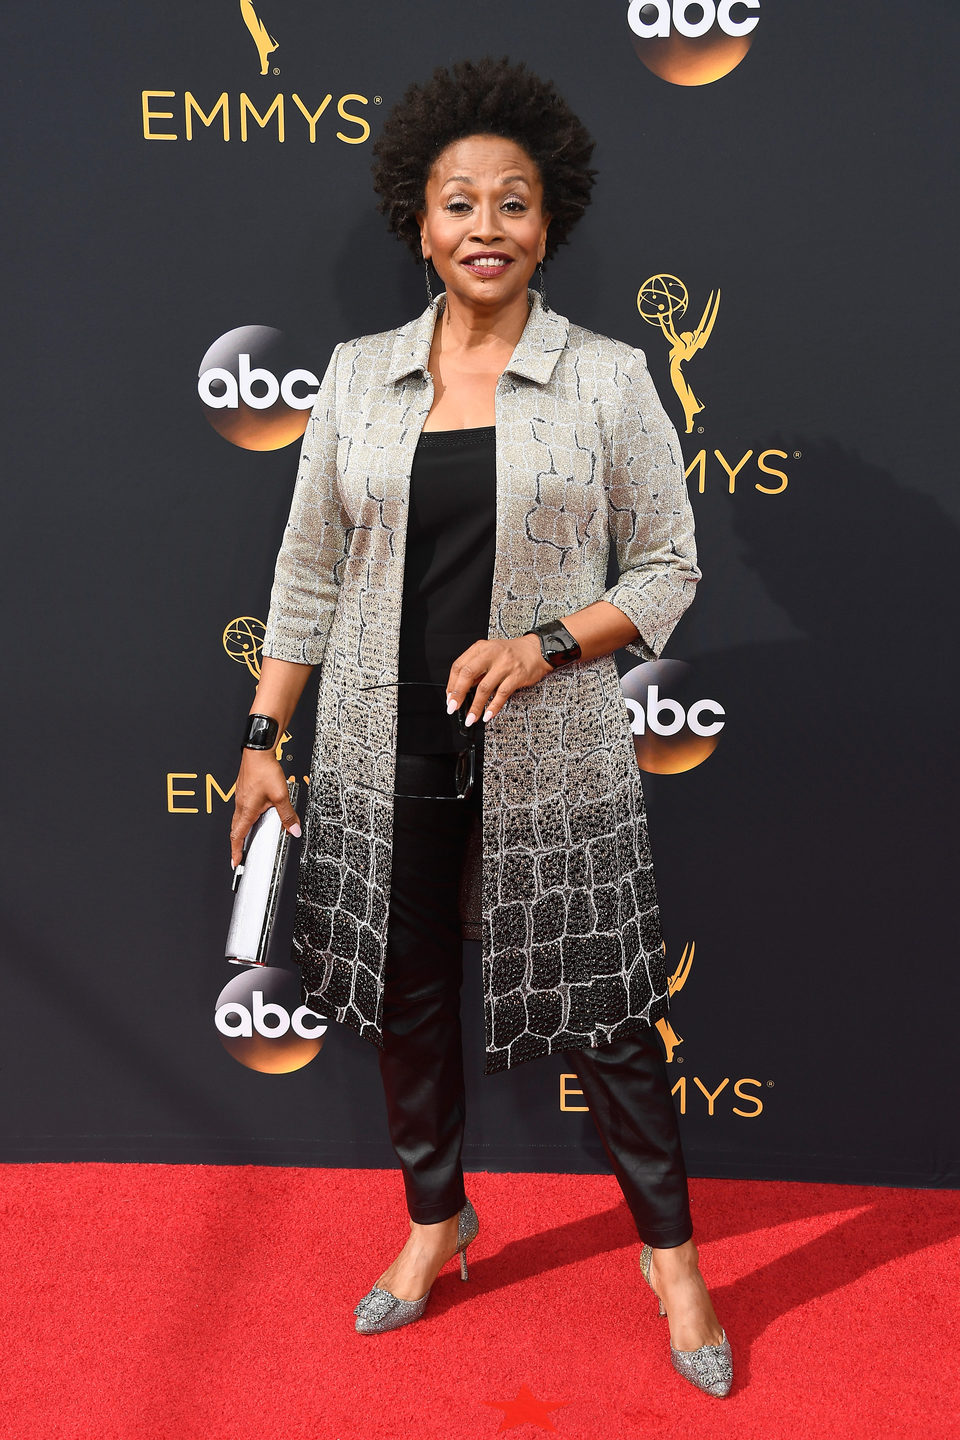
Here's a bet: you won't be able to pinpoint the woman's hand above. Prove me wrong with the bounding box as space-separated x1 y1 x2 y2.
229 658 313 866
446 635 552 727
445 604 644 727
229 749 301 868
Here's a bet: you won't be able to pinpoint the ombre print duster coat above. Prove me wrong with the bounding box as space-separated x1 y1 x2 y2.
262 291 700 1073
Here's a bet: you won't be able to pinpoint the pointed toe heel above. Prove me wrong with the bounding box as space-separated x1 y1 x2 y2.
353 1198 478 1336
638 1243 733 1398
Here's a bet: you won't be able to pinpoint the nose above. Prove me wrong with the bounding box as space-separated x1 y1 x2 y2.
469 196 505 244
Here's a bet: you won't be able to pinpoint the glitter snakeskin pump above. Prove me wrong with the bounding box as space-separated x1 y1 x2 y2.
354 1199 479 1335
639 1243 733 1398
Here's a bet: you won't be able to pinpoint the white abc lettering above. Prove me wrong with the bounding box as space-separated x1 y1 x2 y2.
215 1001 253 1037
628 0 759 39
686 698 726 737
280 368 320 409
624 690 727 738
199 361 318 410
673 0 716 39
291 1004 328 1038
238 353 280 409
646 685 686 737
216 995 327 1041
252 989 290 1036
718 0 759 36
198 366 238 409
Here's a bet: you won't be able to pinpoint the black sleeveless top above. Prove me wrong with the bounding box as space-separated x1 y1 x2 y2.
396 427 497 753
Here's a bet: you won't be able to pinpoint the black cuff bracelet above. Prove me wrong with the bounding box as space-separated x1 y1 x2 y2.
242 713 280 751
526 620 582 668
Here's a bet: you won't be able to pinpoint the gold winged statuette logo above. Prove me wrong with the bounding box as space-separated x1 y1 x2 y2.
637 275 721 434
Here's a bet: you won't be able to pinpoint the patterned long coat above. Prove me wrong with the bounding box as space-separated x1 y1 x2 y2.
262 291 700 1073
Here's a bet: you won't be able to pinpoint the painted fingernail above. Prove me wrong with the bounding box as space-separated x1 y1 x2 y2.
231 860 237 870
465 713 476 727
446 698 458 715
482 709 494 723
289 823 302 838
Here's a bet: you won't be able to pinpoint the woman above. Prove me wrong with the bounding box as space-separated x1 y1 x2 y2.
230 58 732 1398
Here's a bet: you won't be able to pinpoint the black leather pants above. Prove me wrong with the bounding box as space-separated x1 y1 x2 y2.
378 751 693 1248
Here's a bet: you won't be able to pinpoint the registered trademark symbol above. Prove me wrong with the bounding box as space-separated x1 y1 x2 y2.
273 67 280 75
793 450 802 459
766 1080 775 1087
374 96 382 104
697 426 704 434
675 1056 683 1064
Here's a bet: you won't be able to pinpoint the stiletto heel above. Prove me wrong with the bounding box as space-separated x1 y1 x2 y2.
640 1243 661 1314
354 1199 479 1335
639 1243 733 1398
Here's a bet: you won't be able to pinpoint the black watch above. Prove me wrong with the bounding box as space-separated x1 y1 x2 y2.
525 620 582 668
242 713 280 751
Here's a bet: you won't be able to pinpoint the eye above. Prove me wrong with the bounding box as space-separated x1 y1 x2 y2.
502 196 528 214
444 197 472 214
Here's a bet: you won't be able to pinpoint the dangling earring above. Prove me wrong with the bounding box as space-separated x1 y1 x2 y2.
538 260 548 310
423 257 434 304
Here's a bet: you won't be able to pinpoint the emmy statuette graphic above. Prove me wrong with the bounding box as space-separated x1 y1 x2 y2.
637 274 721 434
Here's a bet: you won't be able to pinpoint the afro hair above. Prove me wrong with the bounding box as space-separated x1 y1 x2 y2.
371 57 596 264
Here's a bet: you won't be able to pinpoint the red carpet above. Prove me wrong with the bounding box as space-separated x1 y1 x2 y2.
2 1165 958 1440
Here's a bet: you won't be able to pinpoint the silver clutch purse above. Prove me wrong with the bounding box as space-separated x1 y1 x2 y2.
225 781 300 967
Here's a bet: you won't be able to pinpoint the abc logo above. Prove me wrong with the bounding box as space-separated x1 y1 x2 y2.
627 0 759 85
621 659 725 774
215 965 326 1073
198 325 319 451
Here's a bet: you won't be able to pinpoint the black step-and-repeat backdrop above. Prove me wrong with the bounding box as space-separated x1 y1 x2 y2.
4 2 958 1186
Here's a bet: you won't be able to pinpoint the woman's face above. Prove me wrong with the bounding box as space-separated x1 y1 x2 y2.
417 135 551 312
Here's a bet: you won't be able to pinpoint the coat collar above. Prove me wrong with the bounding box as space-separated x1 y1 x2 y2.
385 289 570 387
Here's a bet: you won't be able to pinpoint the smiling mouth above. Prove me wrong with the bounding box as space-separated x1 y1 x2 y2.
461 254 513 275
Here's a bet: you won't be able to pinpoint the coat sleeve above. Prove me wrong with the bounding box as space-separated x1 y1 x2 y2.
261 342 346 666
600 346 700 660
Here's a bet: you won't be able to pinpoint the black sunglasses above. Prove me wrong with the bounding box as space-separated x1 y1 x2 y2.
358 681 478 801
